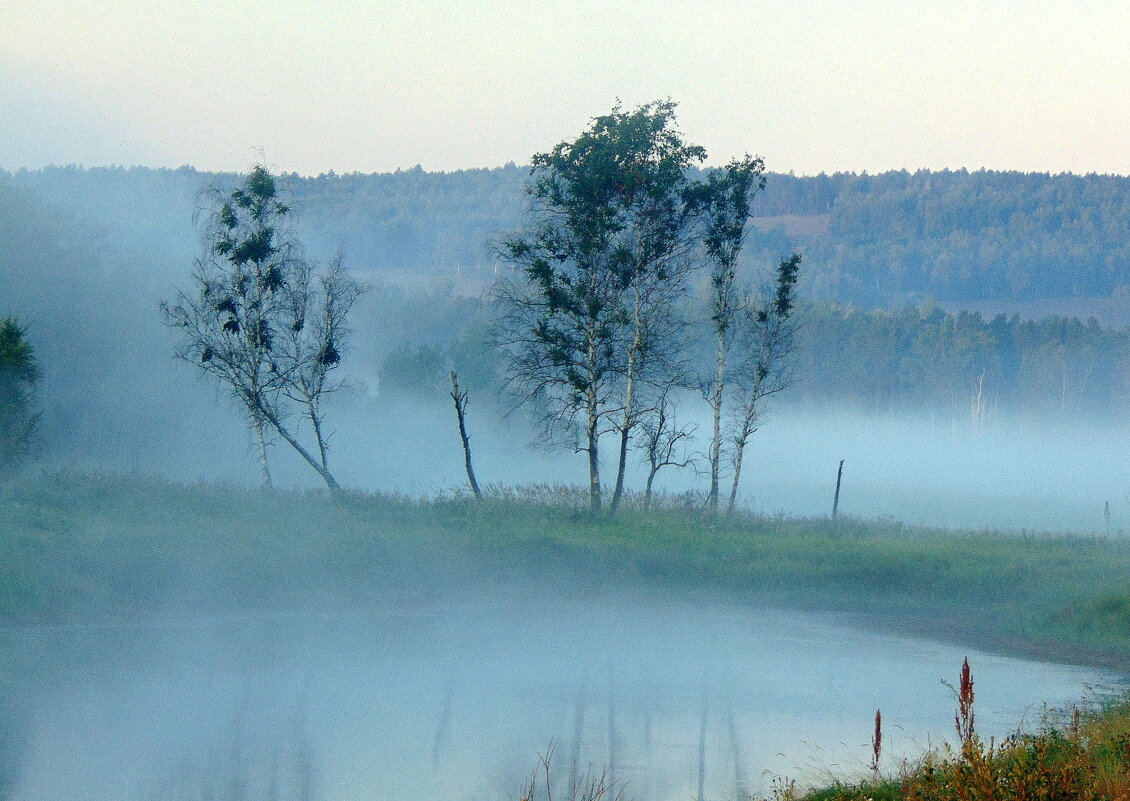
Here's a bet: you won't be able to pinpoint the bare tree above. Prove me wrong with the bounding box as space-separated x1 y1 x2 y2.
162 166 360 493
449 370 482 498
276 255 364 490
638 388 697 508
609 253 696 513
725 253 801 515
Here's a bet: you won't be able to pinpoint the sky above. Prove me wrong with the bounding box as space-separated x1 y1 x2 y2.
2 0 1128 177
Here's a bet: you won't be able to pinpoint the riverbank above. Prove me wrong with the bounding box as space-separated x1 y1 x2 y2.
2 470 1130 670
780 685 1130 801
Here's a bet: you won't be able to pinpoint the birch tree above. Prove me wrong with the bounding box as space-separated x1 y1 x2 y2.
725 253 801 514
495 101 705 512
690 157 766 514
162 166 361 492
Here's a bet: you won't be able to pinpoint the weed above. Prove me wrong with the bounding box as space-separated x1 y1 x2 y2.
518 743 624 801
769 661 1130 801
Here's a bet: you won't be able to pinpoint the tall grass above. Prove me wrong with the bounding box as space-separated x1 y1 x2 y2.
778 661 1130 801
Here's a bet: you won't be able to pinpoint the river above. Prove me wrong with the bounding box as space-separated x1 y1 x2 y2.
2 597 1119 801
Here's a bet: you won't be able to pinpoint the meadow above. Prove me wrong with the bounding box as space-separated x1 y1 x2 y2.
2 470 1129 667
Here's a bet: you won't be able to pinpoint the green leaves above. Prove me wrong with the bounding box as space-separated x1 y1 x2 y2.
0 317 39 470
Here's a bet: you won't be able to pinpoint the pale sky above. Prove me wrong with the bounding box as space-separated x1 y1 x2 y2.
2 0 1128 176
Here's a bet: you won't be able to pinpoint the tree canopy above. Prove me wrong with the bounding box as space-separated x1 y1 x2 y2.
0 317 39 470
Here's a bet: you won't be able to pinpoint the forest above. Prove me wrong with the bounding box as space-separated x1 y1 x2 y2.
8 163 1130 311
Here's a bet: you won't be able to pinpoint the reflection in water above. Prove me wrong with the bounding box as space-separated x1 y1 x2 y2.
2 599 1119 801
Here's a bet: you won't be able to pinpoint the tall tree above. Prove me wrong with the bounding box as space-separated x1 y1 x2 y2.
495 101 706 512
162 166 360 492
0 317 39 471
725 253 801 514
688 156 766 514
276 255 364 485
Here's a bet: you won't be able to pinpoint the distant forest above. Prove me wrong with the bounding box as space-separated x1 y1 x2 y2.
376 290 1130 420
8 164 1130 312
1 164 1129 473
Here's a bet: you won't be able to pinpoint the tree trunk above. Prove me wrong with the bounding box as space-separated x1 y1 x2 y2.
254 415 274 489
611 292 643 514
609 358 635 513
727 395 758 516
707 327 726 515
611 426 630 513
450 372 482 499
587 400 602 512
644 467 658 509
833 459 845 519
726 432 746 516
307 399 330 472
259 402 340 494
585 332 602 511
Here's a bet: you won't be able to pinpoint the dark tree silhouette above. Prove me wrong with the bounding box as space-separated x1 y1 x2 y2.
0 317 39 471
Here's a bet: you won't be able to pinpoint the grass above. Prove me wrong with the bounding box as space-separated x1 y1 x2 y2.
768 673 1130 801
2 470 1130 667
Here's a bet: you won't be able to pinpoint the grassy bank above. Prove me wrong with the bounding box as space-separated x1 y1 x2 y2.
2 471 1130 668
776 686 1130 801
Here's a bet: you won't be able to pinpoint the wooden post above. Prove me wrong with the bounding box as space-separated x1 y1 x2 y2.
449 371 482 498
832 459 845 519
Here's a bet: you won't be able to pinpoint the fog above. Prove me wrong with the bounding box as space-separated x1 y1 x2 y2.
43 387 1130 536
5 171 1128 534
4 169 1130 800
3 596 1117 801
4 166 1129 533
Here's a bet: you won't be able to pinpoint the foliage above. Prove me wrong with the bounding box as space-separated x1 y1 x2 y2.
691 154 768 513
793 303 1130 416
722 252 802 513
495 101 710 510
12 164 1130 309
766 660 1130 801
0 317 39 471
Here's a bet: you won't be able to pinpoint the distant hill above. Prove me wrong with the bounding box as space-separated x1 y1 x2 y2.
5 164 1129 314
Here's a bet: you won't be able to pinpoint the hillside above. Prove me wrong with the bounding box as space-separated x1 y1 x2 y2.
5 165 1130 314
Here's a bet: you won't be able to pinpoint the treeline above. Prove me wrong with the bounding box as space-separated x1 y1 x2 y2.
793 304 1129 417
7 164 1130 308
771 169 1130 305
373 289 1130 420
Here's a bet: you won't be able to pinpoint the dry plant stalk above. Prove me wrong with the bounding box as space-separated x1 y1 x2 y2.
954 657 975 749
519 743 624 801
870 708 882 776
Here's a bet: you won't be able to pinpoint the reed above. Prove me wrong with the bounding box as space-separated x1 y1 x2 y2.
776 659 1130 801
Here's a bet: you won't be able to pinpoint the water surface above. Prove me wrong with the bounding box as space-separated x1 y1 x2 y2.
4 598 1118 801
